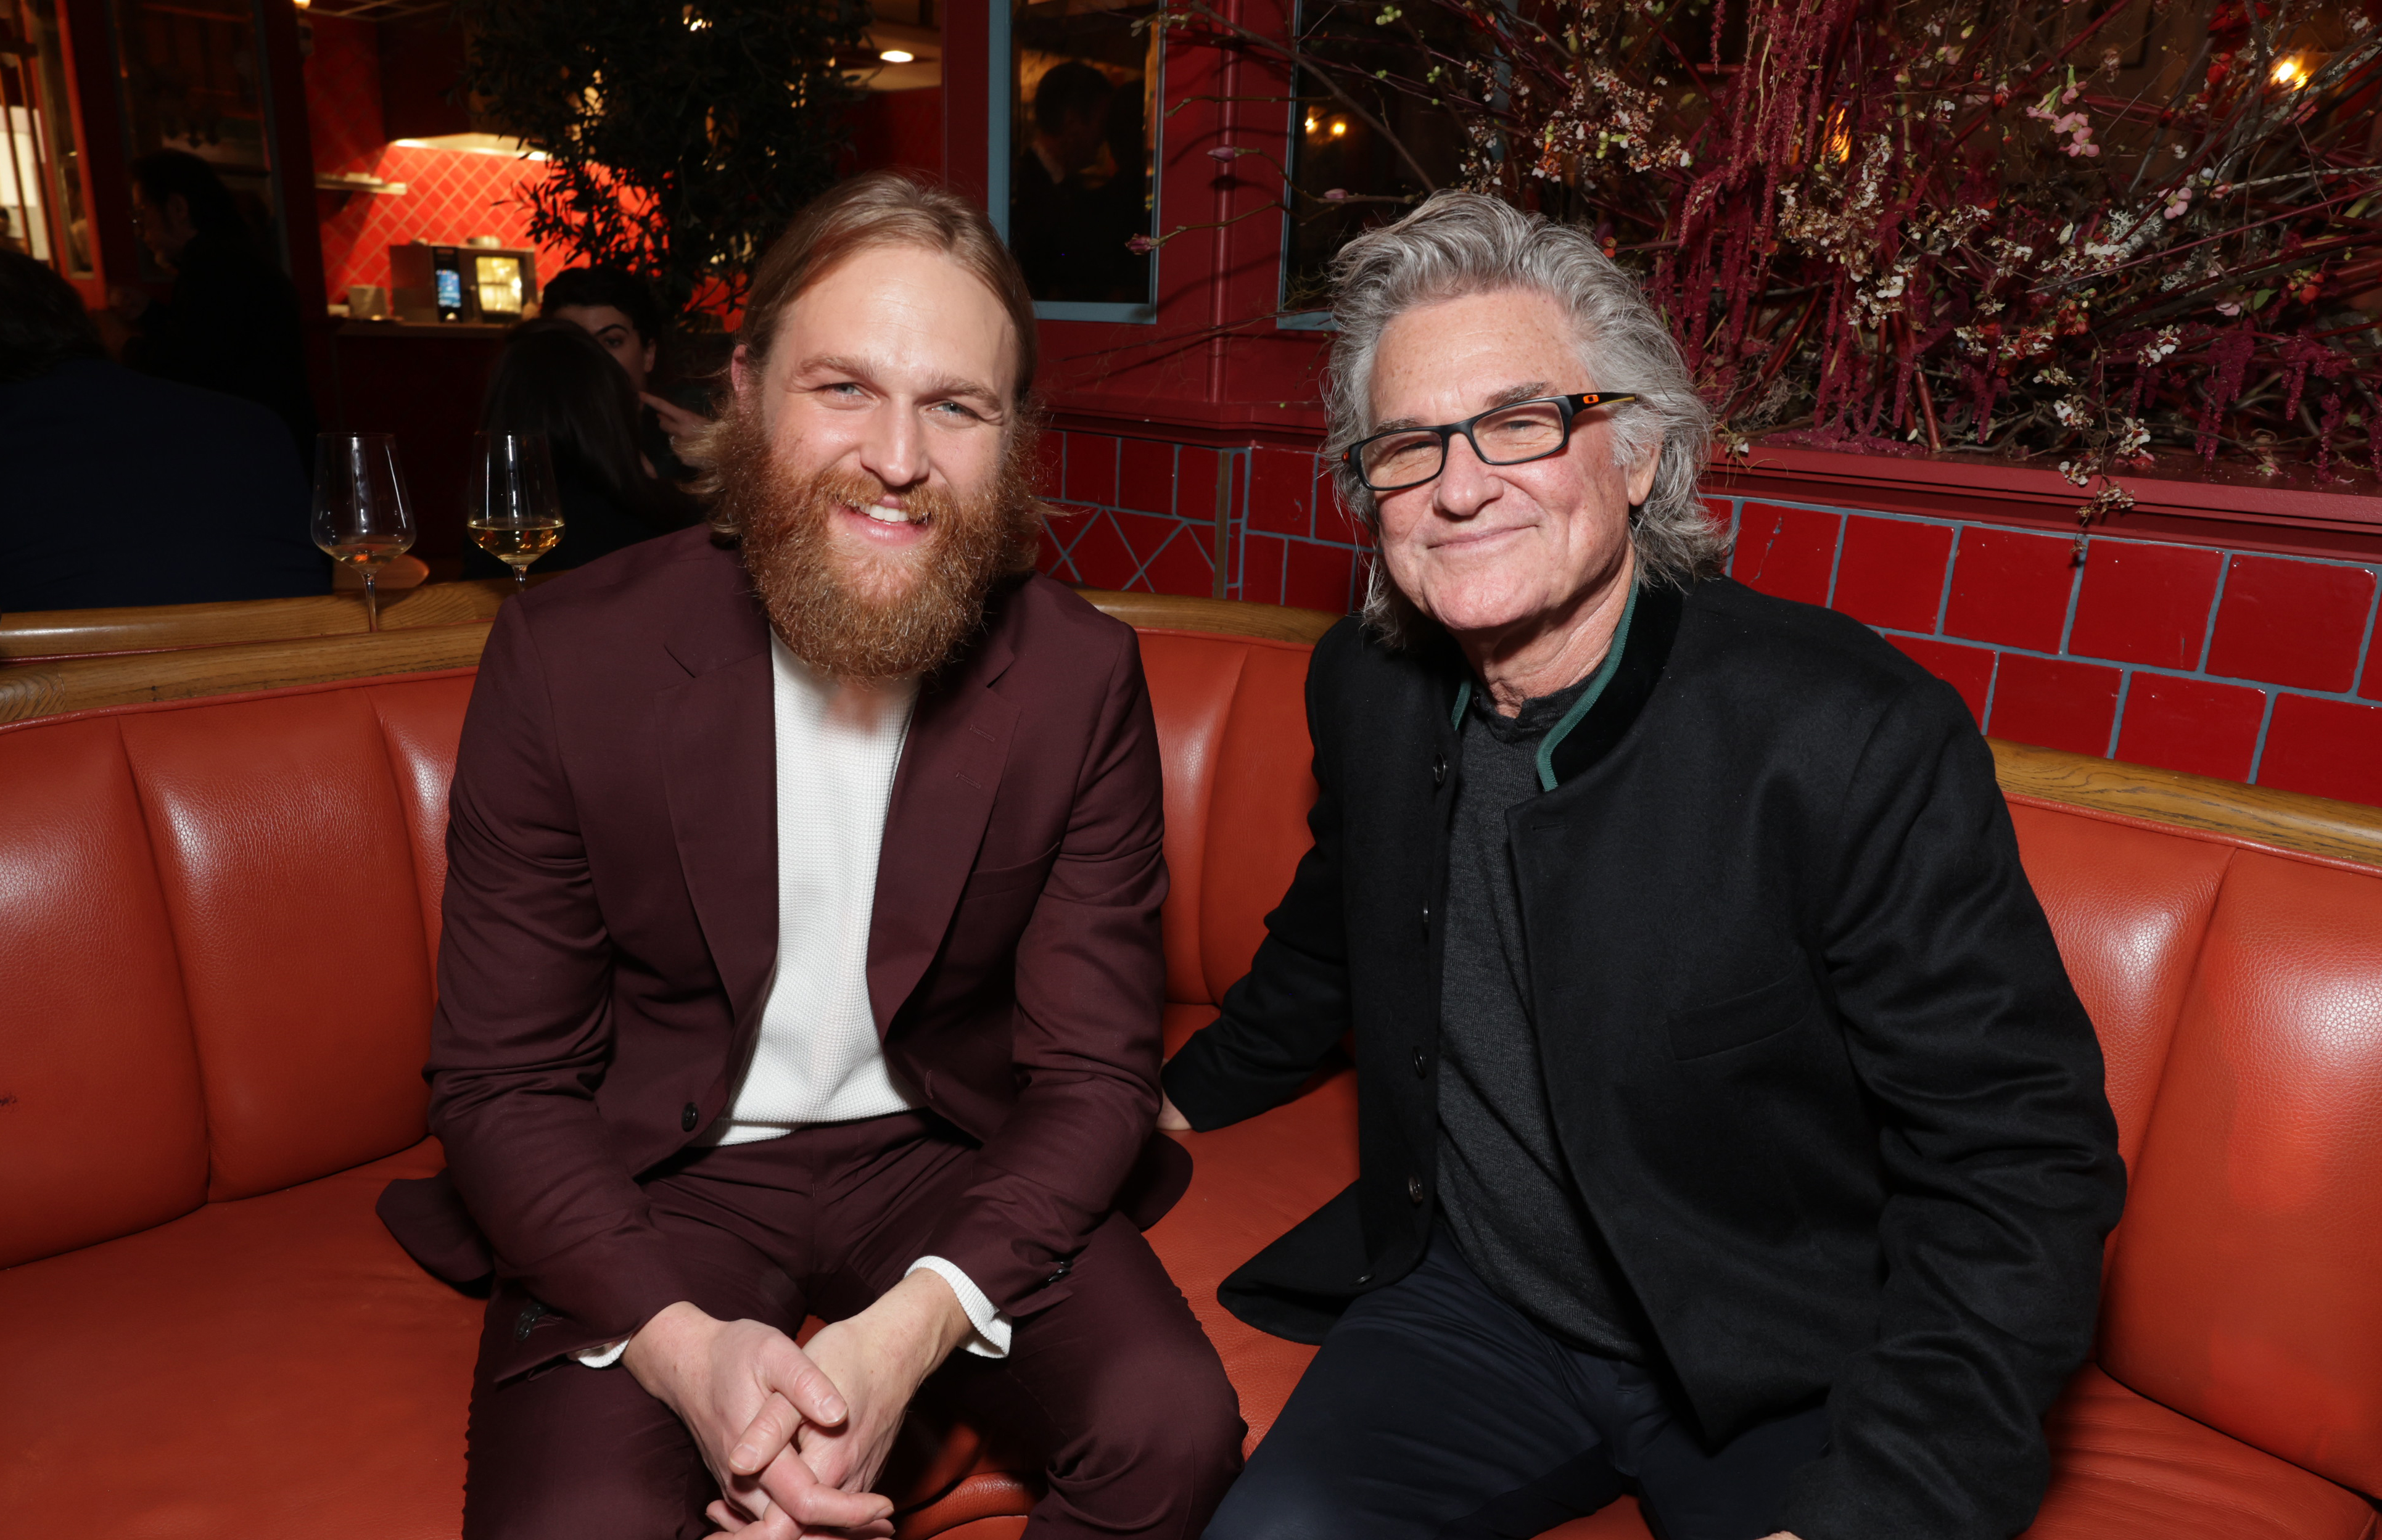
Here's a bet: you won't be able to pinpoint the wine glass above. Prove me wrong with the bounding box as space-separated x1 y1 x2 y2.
312 433 416 633
465 432 564 592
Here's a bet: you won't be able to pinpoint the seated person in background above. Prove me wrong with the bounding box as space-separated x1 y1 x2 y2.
1010 61 1142 303
377 170 1240 1539
542 263 711 482
0 249 325 614
460 318 701 581
1163 193 2125 1540
113 150 317 458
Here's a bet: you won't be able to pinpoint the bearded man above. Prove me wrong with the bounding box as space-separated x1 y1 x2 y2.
377 171 1243 1540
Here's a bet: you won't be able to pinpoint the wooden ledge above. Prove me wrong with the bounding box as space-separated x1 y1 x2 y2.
1992 739 2382 872
0 578 546 664
0 624 494 728
1079 588 1339 645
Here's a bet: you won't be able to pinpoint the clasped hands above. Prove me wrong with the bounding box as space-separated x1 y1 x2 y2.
622 1271 975 1539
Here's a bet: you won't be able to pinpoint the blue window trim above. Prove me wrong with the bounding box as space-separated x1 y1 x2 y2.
989 0 1159 326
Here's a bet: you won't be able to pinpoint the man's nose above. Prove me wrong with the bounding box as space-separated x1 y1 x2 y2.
1432 430 1498 519
856 405 931 490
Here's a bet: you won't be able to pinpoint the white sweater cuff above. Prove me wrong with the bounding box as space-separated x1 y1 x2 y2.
906 1256 1013 1359
572 1336 631 1369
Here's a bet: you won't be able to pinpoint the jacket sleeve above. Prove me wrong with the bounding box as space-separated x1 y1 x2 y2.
1160 629 1358 1130
1777 677 2127 1540
915 630 1174 1314
424 601 694 1342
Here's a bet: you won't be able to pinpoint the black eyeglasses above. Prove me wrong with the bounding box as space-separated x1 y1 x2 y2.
1343 392 1639 493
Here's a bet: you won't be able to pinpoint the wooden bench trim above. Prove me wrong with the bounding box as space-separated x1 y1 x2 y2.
1990 739 2382 873
0 578 546 664
4 591 2373 872
0 624 495 727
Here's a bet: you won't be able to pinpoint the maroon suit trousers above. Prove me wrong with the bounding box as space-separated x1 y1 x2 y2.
458 1111 1242 1540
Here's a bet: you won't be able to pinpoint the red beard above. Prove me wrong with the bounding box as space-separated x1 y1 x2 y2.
712 404 1042 681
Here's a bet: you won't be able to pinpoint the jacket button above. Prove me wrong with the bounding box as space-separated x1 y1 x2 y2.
1411 1049 1428 1079
1420 905 1431 935
1432 752 1447 788
513 1300 545 1341
1045 1256 1075 1285
1356 1271 1375 1286
1407 1174 1425 1205
681 1102 699 1132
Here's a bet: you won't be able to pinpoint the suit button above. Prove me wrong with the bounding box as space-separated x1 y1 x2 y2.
681 1102 699 1132
1432 753 1447 788
1411 1049 1427 1079
1407 1174 1425 1205
1045 1256 1075 1285
1420 905 1431 935
513 1300 546 1341
1356 1271 1375 1286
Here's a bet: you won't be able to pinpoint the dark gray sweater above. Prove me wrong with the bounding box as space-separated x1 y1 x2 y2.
1436 673 1654 1363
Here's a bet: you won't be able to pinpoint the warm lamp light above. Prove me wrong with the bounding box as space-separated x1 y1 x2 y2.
2270 54 2309 88
1304 113 1319 133
1330 118 1347 138
880 48 915 62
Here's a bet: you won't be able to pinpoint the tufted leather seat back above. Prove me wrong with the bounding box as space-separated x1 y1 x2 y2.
1135 632 1322 1005
0 675 473 1266
2007 804 2382 1497
4 627 2379 1511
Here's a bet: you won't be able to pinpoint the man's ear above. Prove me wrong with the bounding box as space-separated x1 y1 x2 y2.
729 343 755 399
1624 443 1661 508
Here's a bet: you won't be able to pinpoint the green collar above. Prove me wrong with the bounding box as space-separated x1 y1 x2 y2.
1446 580 1642 793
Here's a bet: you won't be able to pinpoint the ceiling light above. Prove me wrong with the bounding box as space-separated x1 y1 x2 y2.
880 48 915 62
1330 118 1347 138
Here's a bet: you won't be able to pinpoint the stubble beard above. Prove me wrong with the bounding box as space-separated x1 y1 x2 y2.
714 401 1042 682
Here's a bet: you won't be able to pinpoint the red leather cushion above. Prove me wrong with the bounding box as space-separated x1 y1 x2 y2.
1140 633 1255 1007
0 719 210 1266
2101 849 2382 1497
1193 641 1319 1005
1145 1068 1359 1452
0 1139 477 1537
1531 1367 2378 1539
366 674 476 966
119 691 439 1200
2006 802 2232 1171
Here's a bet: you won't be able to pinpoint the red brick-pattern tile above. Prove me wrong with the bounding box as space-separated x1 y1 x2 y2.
1065 513 1139 591
1731 504 1840 606
1242 532 1286 606
2365 635 2382 701
1034 521 1078 584
1885 635 1996 726
2256 694 2382 805
1110 512 1187 591
1943 527 2076 653
1116 439 1175 516
1063 434 1118 510
1138 522 1217 598
2114 676 2267 783
1832 516 1953 634
2066 540 2224 670
1284 540 1358 614
1987 654 2122 756
1026 430 1063 500
1247 445 1315 538
2204 554 2377 692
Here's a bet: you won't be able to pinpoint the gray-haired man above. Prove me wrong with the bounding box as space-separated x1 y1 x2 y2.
1161 193 2124 1540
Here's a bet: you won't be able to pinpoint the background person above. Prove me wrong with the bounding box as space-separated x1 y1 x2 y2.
1164 192 2124 1540
541 263 711 483
1010 61 1142 302
1 248 324 614
460 318 701 581
112 150 316 457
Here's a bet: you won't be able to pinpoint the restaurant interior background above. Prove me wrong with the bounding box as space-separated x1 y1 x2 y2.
4 0 2379 805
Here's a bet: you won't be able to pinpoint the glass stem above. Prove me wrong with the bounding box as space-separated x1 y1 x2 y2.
513 564 529 591
363 570 381 632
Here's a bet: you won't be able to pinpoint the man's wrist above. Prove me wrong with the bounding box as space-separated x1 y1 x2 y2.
861 1270 976 1387
619 1299 714 1404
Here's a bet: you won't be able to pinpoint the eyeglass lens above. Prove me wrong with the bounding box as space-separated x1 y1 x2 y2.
1361 399 1573 489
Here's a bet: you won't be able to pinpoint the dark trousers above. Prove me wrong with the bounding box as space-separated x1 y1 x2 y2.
1205 1231 1828 1540
460 1111 1243 1540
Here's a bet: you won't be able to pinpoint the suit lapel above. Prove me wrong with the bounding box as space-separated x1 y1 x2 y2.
865 611 1021 1038
659 570 778 1040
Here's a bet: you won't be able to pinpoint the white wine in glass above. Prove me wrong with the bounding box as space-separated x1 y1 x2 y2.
311 433 416 632
466 432 564 591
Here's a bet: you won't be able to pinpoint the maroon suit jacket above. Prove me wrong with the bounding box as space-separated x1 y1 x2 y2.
381 527 1186 1365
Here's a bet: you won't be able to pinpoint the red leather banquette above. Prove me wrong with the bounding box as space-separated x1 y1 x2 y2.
1 590 2377 1540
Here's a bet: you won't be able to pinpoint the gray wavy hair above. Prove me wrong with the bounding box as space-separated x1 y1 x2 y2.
1323 192 1724 646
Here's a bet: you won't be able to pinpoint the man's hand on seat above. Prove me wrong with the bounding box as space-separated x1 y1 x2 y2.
1156 1093 1191 1132
620 1301 894 1537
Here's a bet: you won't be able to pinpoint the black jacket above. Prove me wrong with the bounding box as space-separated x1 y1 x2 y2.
125 230 317 456
1163 575 2125 1540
